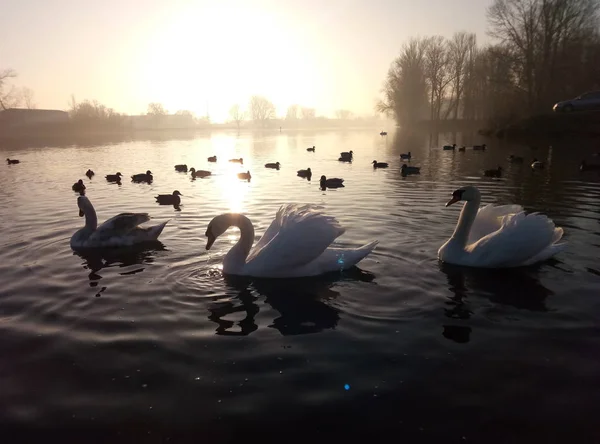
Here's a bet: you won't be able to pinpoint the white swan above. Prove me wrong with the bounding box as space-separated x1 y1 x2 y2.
438 186 566 268
71 195 168 249
204 204 378 278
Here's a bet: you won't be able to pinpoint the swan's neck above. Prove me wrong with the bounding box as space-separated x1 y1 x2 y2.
223 214 255 271
83 200 98 231
452 198 479 248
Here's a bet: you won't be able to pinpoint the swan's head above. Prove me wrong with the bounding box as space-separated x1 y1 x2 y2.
205 214 236 250
446 186 480 207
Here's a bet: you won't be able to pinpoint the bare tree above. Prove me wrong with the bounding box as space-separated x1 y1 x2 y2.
286 104 299 120
447 32 477 118
300 107 316 119
335 109 353 120
21 87 36 109
147 102 167 115
249 95 275 126
0 69 20 110
229 104 245 130
424 36 453 121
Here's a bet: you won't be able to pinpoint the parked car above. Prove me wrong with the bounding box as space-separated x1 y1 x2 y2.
553 90 600 112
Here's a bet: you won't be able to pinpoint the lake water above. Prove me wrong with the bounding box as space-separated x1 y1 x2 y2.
1 129 600 443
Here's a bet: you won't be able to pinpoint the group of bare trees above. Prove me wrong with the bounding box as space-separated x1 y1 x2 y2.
0 69 36 110
379 0 600 128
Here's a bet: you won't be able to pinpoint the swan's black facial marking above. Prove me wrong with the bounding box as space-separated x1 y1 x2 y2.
446 189 465 207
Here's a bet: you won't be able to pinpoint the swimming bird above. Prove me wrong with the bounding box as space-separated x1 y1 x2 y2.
229 158 243 164
238 171 252 181
190 168 211 179
320 175 344 189
85 169 95 178
6 158 19 164
380 131 387 136
483 166 502 178
204 204 378 278
208 156 217 162
372 160 389 168
443 144 456 150
473 144 487 151
72 179 86 193
531 158 544 169
132 170 153 182
580 160 600 172
400 151 411 160
297 168 312 179
70 194 168 249
438 185 566 268
105 172 123 182
340 150 353 159
508 155 524 163
307 146 315 152
458 146 466 152
155 190 182 205
174 164 188 172
401 164 421 176
265 162 281 170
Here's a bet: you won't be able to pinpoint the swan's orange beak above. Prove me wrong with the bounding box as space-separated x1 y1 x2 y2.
79 209 84 217
445 197 460 207
206 232 216 250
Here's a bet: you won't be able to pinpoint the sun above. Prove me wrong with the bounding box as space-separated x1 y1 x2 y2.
137 2 320 121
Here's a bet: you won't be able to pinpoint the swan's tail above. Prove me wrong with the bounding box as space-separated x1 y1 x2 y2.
147 220 169 240
339 240 379 269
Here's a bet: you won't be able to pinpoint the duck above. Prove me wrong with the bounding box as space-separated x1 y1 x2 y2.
580 160 600 172
473 144 487 151
483 166 502 178
307 146 315 152
131 170 153 182
438 185 566 268
320 175 344 189
340 150 353 159
380 131 387 136
401 164 421 176
208 156 217 162
443 144 456 150
400 151 411 160
204 204 378 278
155 190 182 205
72 179 86 193
508 155 524 163
265 162 281 170
70 194 168 249
237 171 252 181
229 158 244 164
297 168 312 179
85 169 95 178
190 168 211 179
174 164 188 172
531 158 544 169
105 172 123 182
458 146 466 152
6 158 19 164
372 160 389 168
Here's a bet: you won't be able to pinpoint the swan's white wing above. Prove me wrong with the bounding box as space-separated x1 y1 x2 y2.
468 204 524 243
92 213 151 240
245 204 345 273
246 210 283 261
467 211 560 267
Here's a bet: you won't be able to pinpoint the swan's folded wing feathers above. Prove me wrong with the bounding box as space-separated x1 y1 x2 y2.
245 205 345 273
468 212 557 267
95 213 150 237
468 204 523 243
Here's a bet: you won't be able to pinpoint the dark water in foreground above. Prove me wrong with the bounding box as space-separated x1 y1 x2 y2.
1 130 600 443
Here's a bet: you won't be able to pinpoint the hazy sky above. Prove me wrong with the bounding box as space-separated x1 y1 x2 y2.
1 0 491 122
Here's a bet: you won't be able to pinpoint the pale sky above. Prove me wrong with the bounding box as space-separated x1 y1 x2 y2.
1 0 491 122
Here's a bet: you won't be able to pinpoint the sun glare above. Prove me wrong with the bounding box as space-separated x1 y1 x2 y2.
139 2 320 121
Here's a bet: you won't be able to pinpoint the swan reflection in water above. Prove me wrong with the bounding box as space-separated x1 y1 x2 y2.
439 262 554 343
73 242 167 295
208 267 376 336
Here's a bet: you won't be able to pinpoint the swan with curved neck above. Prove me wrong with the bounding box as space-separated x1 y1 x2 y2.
205 204 378 278
71 195 168 249
438 186 566 268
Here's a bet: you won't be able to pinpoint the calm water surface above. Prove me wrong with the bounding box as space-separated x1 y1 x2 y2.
1 130 600 442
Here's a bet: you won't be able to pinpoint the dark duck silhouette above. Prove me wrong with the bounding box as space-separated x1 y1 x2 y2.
297 168 312 180
458 146 466 152
372 160 389 168
208 155 217 162
473 144 487 151
320 175 344 189
174 164 188 172
72 179 86 193
306 146 315 152
380 131 387 136
155 190 182 205
400 151 411 160
190 168 211 179
265 162 281 170
6 158 19 164
484 166 502 178
105 172 122 182
401 164 421 176
131 170 153 183
443 144 456 150
85 169 94 178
